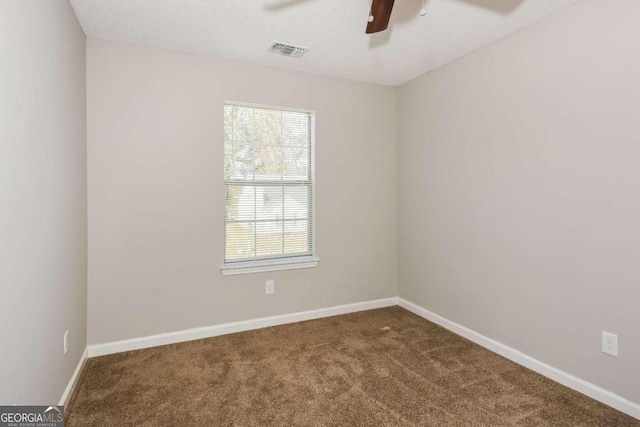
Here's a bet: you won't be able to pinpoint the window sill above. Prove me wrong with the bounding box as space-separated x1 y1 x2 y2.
221 256 320 276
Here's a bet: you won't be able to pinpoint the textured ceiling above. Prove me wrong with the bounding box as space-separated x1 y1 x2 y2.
70 0 582 86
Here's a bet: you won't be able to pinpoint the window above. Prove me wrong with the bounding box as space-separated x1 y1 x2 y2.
222 102 317 275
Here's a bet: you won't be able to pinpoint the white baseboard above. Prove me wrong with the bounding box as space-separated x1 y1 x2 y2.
59 347 88 406
397 297 640 421
88 297 398 358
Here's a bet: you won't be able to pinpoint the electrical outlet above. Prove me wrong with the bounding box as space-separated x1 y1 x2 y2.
602 331 618 357
265 280 275 295
64 331 69 355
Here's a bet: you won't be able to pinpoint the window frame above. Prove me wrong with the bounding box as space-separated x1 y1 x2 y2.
220 101 319 276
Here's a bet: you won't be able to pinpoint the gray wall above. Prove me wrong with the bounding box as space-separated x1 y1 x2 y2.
87 39 398 345
398 0 640 404
0 1 87 404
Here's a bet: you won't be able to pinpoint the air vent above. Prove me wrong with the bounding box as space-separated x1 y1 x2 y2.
269 42 308 58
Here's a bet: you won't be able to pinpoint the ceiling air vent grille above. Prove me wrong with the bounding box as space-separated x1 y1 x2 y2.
269 42 308 58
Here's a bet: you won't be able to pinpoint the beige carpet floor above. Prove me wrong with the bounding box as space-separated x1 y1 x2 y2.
67 307 639 426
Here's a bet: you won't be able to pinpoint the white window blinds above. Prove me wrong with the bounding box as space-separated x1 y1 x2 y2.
224 102 315 264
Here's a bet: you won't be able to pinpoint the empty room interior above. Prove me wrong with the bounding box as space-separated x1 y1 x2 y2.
2 0 640 425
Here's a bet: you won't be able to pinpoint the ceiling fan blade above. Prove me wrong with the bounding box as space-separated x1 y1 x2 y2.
366 0 395 34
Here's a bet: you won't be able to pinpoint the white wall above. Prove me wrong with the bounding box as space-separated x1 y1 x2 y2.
398 0 640 405
87 39 397 345
0 1 87 404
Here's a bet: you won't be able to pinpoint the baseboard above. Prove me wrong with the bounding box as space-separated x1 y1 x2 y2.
397 297 640 421
59 347 88 406
88 297 398 358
